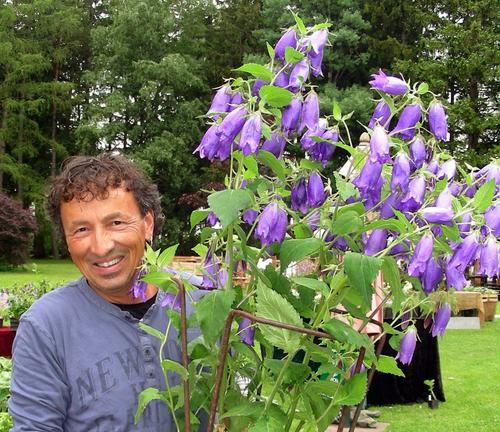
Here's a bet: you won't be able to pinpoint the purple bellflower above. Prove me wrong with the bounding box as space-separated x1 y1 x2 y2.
207 211 219 226
381 193 401 219
299 92 319 132
428 101 448 142
218 106 248 144
448 233 479 272
435 188 453 209
400 176 426 212
438 159 456 181
408 234 434 277
484 204 500 237
421 257 443 294
262 132 286 159
242 209 258 225
207 85 232 119
281 97 302 135
160 293 181 311
307 171 326 207
409 137 426 170
289 59 310 92
308 129 337 166
427 159 440 176
238 317 255 346
195 124 221 161
274 69 289 88
229 91 244 111
238 113 261 156
291 178 309 214
421 207 454 224
364 176 385 210
370 125 391 163
448 181 460 196
478 237 499 278
396 327 417 365
130 270 147 301
391 153 411 193
431 303 451 337
254 202 288 246
309 49 324 77
353 159 383 192
369 101 391 129
201 250 228 290
252 79 266 97
369 70 409 95
274 28 297 60
458 212 472 237
393 104 422 140
300 126 323 151
476 162 500 187
310 29 328 54
364 229 388 256
445 264 468 291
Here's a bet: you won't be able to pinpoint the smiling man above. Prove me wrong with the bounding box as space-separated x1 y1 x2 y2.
8 154 194 431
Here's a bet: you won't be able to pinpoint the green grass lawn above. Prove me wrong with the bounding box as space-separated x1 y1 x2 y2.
373 318 500 432
0 259 81 289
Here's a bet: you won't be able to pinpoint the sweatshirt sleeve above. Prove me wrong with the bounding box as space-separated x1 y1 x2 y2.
8 318 69 431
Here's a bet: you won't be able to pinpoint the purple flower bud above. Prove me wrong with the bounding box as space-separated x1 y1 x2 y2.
291 178 309 214
464 183 476 198
130 270 147 301
484 205 500 237
409 137 426 170
421 257 443 294
400 176 426 212
308 48 324 77
310 29 328 54
252 79 266 97
254 202 288 246
308 129 337 166
396 327 417 365
238 317 255 346
478 237 499 278
449 234 479 272
353 159 383 192
438 159 456 181
306 210 320 231
274 70 289 88
369 69 409 95
363 176 385 210
391 153 411 193
300 127 322 150
229 91 244 111
218 106 248 144
431 303 451 337
458 212 472 237
281 97 302 135
408 234 434 277
445 264 468 291
428 101 448 142
242 209 258 225
421 207 454 224
262 132 286 159
160 293 181 311
274 28 297 60
448 181 460 196
349 361 366 377
393 104 422 140
476 162 500 187
207 85 232 118
238 113 261 156
307 172 326 207
202 250 228 290
369 101 391 129
195 125 222 161
381 193 401 219
299 92 319 132
369 125 391 164
289 59 310 92
207 211 218 226
435 188 453 209
364 229 388 256
427 159 440 175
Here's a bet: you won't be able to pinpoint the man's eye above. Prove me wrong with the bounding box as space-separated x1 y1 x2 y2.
75 227 87 234
112 220 123 226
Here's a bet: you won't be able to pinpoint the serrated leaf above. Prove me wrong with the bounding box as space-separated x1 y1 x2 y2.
234 63 273 81
293 223 313 239
249 413 283 432
192 243 207 257
256 282 303 353
376 355 405 377
442 223 461 243
196 289 235 345
161 359 189 381
264 358 311 384
334 172 358 201
362 218 407 235
381 256 403 312
138 323 164 341
344 252 382 307
243 155 259 178
222 401 264 420
208 189 253 228
279 238 322 272
293 277 330 296
334 372 367 406
284 46 304 64
323 319 372 348
332 100 342 121
257 150 286 180
157 244 178 269
473 179 495 212
135 387 167 424
190 210 209 229
330 211 362 236
300 159 324 170
259 85 293 108
141 272 178 293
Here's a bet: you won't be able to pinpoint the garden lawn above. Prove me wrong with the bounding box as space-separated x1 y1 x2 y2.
373 318 500 432
0 259 81 289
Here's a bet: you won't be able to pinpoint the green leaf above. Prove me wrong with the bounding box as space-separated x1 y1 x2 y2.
266 42 275 59
442 223 461 243
221 401 264 420
381 256 403 312
243 155 259 178
300 159 324 171
335 372 367 406
329 211 362 236
417 82 429 95
192 243 208 257
256 282 303 353
284 46 304 64
473 179 495 212
190 210 209 229
323 319 372 348
249 413 283 432
332 100 342 121
234 63 273 81
362 218 407 235
208 189 253 227
259 85 293 108
293 223 313 239
292 12 306 34
196 289 235 345
334 172 358 201
257 150 286 180
138 323 164 341
134 387 166 424
344 252 382 307
161 359 189 381
376 355 405 377
293 277 330 296
264 358 311 384
312 22 332 30
279 238 322 272
156 244 178 269
141 272 178 293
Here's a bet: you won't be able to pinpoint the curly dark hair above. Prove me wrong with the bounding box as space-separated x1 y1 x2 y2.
47 153 164 240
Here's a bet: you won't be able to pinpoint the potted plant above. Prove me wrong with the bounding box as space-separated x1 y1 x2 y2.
7 281 53 330
425 379 439 409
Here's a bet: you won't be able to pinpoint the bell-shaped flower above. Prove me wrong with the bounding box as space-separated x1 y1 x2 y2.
428 101 448 142
438 159 456 181
449 233 479 272
274 69 289 87
484 204 500 237
309 29 328 54
274 28 297 60
400 175 426 212
300 126 322 150
476 162 500 187
435 188 453 209
242 209 258 225
369 101 391 129
421 257 443 294
364 229 388 256
458 212 472 237
306 211 320 231
408 234 434 277
478 237 499 278
254 202 288 246
421 207 454 224
396 327 417 365
393 104 421 140
238 113 262 156
228 91 244 111
130 270 147 301
289 59 310 92
353 159 383 192
262 132 286 159
281 97 302 135
369 125 391 163
299 92 319 132
252 79 266 97
207 85 232 118
409 137 426 170
309 48 324 77
195 124 222 161
369 69 409 95
201 250 228 290
307 171 326 207
207 211 219 226
291 178 309 214
389 237 411 258
218 106 248 143
238 317 255 346
464 183 477 198
445 264 468 291
391 153 410 193
381 193 402 219
427 159 440 176
431 303 451 337
308 130 337 167
364 176 385 210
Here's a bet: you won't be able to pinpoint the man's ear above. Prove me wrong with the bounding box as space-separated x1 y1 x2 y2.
144 210 154 242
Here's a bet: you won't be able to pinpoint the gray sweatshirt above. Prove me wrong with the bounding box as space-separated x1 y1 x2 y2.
9 277 203 431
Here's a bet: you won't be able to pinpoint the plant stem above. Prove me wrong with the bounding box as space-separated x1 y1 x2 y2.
264 350 297 412
226 223 234 291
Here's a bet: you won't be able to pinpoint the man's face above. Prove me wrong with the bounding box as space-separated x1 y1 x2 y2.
60 186 154 302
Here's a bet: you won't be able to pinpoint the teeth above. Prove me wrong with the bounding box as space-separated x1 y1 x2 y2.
96 258 121 268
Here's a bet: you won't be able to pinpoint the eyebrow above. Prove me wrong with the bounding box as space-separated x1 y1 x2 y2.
67 212 130 229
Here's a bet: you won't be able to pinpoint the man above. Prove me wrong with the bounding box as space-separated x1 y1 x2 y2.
9 153 195 431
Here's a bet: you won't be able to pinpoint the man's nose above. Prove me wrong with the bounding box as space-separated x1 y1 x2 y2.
91 227 115 257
